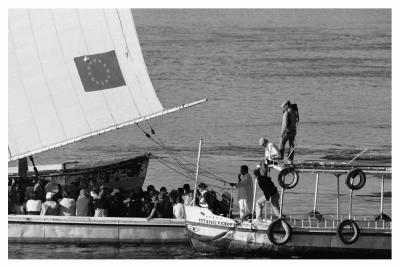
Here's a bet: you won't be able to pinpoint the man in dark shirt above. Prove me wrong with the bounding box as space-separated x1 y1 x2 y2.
278 100 297 162
253 169 281 221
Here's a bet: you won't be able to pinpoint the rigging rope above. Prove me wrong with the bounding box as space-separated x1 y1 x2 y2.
152 155 240 211
137 124 231 184
135 123 241 211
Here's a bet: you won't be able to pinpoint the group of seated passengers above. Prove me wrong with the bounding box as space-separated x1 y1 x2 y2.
8 180 233 220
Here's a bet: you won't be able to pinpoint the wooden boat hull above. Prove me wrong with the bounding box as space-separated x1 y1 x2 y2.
9 154 150 192
185 207 391 258
9 215 186 244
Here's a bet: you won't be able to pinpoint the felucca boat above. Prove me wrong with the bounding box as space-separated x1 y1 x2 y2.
8 8 205 244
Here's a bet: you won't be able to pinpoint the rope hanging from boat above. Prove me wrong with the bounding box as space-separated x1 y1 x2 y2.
28 156 40 178
152 155 241 211
135 123 241 212
136 124 230 185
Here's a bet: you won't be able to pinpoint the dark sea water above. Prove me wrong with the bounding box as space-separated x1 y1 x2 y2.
8 9 391 259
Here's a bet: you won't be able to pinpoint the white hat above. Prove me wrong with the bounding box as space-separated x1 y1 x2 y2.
46 192 54 200
111 188 120 196
259 137 267 146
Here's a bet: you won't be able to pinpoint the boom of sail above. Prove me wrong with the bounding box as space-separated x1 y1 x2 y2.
8 9 206 162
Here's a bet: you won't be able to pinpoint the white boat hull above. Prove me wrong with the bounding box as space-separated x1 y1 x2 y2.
185 206 391 258
9 215 186 244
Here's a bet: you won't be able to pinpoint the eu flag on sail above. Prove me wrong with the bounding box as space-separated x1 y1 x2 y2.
74 50 126 92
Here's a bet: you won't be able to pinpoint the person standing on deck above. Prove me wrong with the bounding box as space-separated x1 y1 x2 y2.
233 165 254 219
278 100 297 163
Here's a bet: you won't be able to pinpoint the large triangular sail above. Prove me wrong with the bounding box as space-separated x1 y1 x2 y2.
8 9 206 162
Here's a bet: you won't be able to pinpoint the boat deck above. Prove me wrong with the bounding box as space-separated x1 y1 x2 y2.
267 160 391 175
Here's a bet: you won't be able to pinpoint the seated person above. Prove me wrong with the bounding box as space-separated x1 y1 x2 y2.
25 191 42 215
169 190 185 219
182 184 194 206
126 191 143 217
58 190 76 216
146 192 173 220
40 192 59 216
76 189 94 217
198 183 214 211
219 192 232 217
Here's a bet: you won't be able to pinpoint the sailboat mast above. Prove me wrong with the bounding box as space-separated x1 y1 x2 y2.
192 139 203 206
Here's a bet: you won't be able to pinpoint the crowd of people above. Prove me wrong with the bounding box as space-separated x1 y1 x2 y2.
8 179 233 220
8 99 295 222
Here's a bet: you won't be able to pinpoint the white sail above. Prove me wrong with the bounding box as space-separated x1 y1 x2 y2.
8 9 172 161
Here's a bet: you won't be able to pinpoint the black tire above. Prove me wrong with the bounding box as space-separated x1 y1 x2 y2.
336 219 360 245
346 168 366 190
267 219 292 245
308 210 325 221
375 213 391 222
277 167 299 189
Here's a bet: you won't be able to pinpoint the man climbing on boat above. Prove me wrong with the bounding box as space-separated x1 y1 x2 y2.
279 100 298 163
253 166 280 221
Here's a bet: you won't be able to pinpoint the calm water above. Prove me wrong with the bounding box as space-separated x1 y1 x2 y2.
8 9 391 259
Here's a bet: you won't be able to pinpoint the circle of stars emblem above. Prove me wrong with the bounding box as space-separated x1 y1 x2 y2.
84 56 112 86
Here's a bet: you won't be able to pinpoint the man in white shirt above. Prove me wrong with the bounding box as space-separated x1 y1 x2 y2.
259 137 280 161
235 165 254 219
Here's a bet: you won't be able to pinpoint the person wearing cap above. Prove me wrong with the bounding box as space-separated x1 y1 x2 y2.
40 192 59 216
259 137 280 162
279 100 297 162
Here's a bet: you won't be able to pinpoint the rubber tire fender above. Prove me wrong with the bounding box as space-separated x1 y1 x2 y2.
336 219 360 245
267 219 292 245
346 168 366 190
277 167 299 189
375 213 391 222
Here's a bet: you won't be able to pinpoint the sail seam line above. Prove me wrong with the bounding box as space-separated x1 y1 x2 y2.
50 9 93 134
75 9 117 125
127 9 154 112
8 19 43 154
103 9 142 119
26 10 68 139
